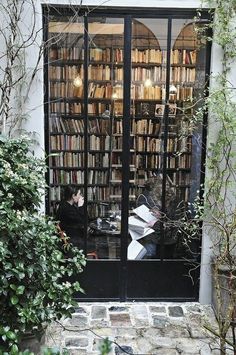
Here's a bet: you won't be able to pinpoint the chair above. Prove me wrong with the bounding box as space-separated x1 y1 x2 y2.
87 251 98 259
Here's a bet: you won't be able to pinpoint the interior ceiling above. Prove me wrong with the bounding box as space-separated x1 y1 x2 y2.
49 21 197 49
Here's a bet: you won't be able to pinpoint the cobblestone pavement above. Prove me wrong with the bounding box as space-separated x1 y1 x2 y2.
45 302 227 354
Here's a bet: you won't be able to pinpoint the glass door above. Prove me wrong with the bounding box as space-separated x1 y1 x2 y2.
86 17 124 261
47 17 85 220
128 18 168 261
126 17 208 300
45 8 209 301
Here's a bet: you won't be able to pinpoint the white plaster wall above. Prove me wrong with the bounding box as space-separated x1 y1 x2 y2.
20 1 45 159
199 34 224 304
0 1 45 158
41 0 204 7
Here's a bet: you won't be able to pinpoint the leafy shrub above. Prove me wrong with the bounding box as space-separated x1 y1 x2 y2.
0 136 86 353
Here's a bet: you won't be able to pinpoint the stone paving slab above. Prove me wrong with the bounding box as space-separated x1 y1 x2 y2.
45 302 233 354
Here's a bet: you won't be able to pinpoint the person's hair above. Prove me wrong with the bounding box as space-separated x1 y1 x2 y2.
63 185 80 201
143 175 176 204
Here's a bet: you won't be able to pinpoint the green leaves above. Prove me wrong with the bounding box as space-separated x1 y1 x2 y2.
10 296 19 305
0 137 86 353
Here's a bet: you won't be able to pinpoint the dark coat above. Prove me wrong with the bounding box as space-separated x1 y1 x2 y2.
56 201 85 247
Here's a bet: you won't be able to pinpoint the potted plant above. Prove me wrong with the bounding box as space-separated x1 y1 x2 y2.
0 135 86 354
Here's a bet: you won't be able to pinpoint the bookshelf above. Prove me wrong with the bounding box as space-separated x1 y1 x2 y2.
47 17 205 260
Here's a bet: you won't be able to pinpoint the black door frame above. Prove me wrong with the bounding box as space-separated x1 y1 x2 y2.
43 5 212 301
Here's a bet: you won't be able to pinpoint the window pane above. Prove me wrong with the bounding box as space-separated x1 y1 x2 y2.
128 19 168 261
87 18 124 260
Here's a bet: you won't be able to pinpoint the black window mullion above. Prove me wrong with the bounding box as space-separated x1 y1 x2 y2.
160 17 172 261
83 14 89 254
43 7 50 214
120 15 132 301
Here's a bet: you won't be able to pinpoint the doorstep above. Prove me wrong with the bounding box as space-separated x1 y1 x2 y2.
45 302 221 354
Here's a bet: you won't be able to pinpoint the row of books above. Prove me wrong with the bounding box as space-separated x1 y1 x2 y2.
135 153 191 169
49 134 189 154
132 67 166 82
50 152 85 168
50 135 110 151
87 186 110 201
49 47 196 65
135 119 161 135
49 152 111 169
178 154 192 169
50 83 84 98
87 170 109 185
50 170 109 185
50 110 190 136
146 137 162 152
50 115 84 134
88 83 114 99
171 86 194 101
171 49 197 65
89 204 108 219
49 47 84 61
50 101 67 114
49 150 191 170
136 154 161 169
131 84 166 100
131 48 166 64
49 65 194 86
88 65 111 80
49 185 133 204
50 135 84 151
50 85 194 103
89 118 110 135
111 136 123 150
50 170 84 184
135 137 178 153
135 169 162 185
49 65 84 80
88 153 110 168
89 135 110 151
87 103 111 115
136 137 162 152
170 67 196 83
90 47 111 62
111 170 122 181
111 155 124 165
105 117 160 136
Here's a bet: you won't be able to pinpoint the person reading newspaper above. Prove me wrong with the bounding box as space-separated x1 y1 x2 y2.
135 176 183 258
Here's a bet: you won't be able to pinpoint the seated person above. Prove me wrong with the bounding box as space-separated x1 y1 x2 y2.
56 185 85 249
136 176 183 259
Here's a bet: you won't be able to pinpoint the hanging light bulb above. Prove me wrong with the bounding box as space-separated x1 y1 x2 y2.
169 84 177 94
144 78 152 87
73 74 83 87
112 92 118 99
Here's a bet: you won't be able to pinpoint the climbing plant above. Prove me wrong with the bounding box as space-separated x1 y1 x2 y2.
184 1 236 354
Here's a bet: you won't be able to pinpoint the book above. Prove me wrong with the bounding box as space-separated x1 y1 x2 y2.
127 240 147 260
129 225 154 240
128 204 159 240
133 204 158 224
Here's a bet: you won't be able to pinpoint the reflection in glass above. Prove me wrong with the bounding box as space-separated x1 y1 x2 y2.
48 18 85 219
87 18 124 260
128 19 168 260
